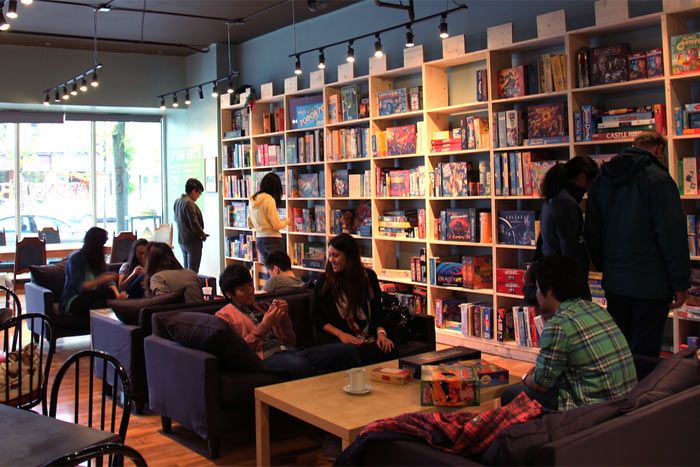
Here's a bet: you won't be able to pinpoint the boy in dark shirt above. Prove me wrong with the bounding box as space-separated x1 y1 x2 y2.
262 250 306 294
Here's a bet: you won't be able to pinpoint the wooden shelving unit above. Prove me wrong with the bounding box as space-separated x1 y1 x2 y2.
220 5 700 362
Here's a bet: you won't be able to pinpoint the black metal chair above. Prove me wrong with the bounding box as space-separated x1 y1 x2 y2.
110 232 137 264
38 227 61 244
13 236 47 286
0 285 21 324
42 442 147 466
1 313 55 415
49 350 132 443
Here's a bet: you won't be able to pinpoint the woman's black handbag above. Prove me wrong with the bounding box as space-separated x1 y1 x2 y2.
380 292 413 344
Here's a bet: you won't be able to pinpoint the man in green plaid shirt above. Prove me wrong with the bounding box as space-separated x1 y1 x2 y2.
502 256 637 411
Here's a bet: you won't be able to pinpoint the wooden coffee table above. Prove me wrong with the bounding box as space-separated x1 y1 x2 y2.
254 359 519 467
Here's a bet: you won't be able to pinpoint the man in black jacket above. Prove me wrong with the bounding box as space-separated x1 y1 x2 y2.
173 178 208 272
584 132 690 357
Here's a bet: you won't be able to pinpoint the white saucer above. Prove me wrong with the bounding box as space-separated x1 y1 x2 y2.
343 384 372 395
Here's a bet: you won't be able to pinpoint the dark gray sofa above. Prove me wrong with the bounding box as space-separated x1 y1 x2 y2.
144 288 436 458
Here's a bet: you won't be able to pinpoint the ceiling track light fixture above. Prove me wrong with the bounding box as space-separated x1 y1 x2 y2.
70 82 78 95
54 89 60 103
7 0 18 19
286 5 466 72
40 64 102 105
80 77 88 92
62 85 70 100
0 8 10 31
20 0 32 4
156 70 239 110
318 48 325 70
43 93 50 106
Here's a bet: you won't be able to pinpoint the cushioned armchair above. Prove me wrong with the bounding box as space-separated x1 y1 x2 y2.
144 288 435 458
91 294 226 414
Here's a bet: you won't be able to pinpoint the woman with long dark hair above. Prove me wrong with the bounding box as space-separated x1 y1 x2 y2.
248 172 287 262
143 242 203 303
118 238 148 298
539 155 599 298
60 227 126 318
310 234 396 364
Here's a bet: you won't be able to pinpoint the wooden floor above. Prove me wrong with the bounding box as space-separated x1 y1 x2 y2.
20 290 533 467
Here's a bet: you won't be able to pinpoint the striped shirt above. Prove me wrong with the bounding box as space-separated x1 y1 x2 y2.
533 299 637 411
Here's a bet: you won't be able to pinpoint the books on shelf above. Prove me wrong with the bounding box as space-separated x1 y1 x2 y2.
493 106 568 148
590 43 631 85
298 172 320 198
291 241 326 269
409 248 428 283
436 208 490 243
328 94 341 124
497 211 537 246
226 234 256 261
261 107 285 133
225 202 248 228
379 282 428 314
377 88 408 116
496 268 526 295
497 65 526 98
341 84 361 121
332 202 372 236
223 173 252 199
496 55 567 97
373 125 418 157
255 143 284 166
285 129 324 164
434 296 470 331
327 127 370 160
290 205 325 233
376 166 426 197
673 103 700 136
574 104 666 142
253 170 286 198
511 306 540 347
408 86 423 111
683 158 698 195
527 102 567 140
431 160 491 197
228 108 250 137
378 208 426 239
671 33 700 75
493 151 554 197
476 69 488 102
224 144 251 169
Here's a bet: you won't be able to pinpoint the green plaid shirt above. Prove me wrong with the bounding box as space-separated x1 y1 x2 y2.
533 299 637 411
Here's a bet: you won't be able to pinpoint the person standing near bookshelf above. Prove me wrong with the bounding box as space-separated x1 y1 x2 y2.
539 156 599 299
248 172 287 262
585 132 690 358
173 178 208 273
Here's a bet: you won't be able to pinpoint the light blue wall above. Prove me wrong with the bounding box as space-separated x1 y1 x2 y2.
232 0 662 93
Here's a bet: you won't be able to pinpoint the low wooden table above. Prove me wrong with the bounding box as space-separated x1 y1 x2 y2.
0 404 119 465
254 359 519 467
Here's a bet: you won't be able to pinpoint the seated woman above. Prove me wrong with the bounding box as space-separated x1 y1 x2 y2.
60 227 126 318
118 238 148 298
216 264 359 380
143 242 203 303
310 233 397 365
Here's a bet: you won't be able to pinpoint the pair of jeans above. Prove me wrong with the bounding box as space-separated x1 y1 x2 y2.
256 237 285 263
122 274 145 299
500 382 558 411
263 343 360 380
605 293 670 358
180 241 203 273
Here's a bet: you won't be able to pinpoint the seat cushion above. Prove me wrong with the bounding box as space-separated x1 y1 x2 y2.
218 371 284 408
158 312 264 372
108 289 186 325
29 262 66 296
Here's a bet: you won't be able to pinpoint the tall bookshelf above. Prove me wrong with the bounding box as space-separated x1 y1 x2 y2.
221 5 700 362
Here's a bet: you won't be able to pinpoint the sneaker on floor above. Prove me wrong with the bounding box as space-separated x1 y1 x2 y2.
322 434 342 461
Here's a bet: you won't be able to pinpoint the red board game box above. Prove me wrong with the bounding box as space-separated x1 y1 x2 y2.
386 125 417 156
498 66 527 98
496 268 526 295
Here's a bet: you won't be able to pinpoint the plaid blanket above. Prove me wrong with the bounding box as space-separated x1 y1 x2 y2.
336 392 541 465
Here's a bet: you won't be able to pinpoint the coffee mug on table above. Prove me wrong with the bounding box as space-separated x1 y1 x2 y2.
345 368 366 392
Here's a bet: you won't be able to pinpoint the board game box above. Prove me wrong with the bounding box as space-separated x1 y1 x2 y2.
386 125 417 156
672 33 700 75
420 364 480 407
527 102 567 139
377 88 408 116
399 346 481 379
340 84 360 121
627 51 647 80
497 65 527 98
298 173 319 198
457 359 510 387
498 210 536 246
589 43 630 85
646 48 664 77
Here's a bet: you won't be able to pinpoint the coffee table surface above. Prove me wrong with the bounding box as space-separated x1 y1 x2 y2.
255 359 519 452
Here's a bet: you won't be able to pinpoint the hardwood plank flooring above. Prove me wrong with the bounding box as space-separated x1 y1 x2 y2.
18 294 533 467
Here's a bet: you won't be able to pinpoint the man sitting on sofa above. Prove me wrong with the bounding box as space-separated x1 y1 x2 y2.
501 256 637 411
262 251 306 294
215 264 360 380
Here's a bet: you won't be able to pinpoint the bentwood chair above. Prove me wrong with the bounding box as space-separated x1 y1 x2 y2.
43 442 147 467
38 227 61 244
13 236 46 286
0 313 55 415
0 285 21 324
111 231 137 264
49 350 132 443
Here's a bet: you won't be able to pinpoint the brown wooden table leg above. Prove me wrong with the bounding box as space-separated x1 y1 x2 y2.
256 398 271 467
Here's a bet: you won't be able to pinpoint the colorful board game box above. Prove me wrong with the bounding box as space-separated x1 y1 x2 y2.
646 48 664 77
386 125 417 156
590 43 630 85
298 173 319 198
377 88 408 116
328 94 341 124
457 359 510 387
527 102 567 139
497 65 527 98
627 51 647 80
420 365 480 407
340 84 360 121
442 208 476 241
672 33 700 75
331 169 349 197
498 210 536 246
408 86 423 111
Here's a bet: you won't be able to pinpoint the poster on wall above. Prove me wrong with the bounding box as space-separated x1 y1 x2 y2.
204 157 217 192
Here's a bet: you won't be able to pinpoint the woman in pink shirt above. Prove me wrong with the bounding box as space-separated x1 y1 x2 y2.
215 264 359 380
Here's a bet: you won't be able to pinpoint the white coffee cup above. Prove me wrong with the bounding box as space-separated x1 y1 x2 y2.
345 367 366 392
202 286 213 298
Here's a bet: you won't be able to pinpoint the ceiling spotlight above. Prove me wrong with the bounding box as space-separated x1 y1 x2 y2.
294 55 302 75
91 72 99 87
62 85 70 100
346 41 355 63
7 0 18 19
374 33 383 58
159 97 166 111
318 49 325 70
43 93 50 106
226 77 234 94
172 94 179 108
0 11 10 31
439 14 449 39
71 82 78 96
21 0 33 4
405 25 415 48
80 77 88 92
54 89 60 103
211 82 219 98
185 90 191 105
198 86 204 100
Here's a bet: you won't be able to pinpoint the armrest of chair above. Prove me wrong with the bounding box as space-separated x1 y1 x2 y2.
24 282 56 315
144 335 220 441
138 299 228 331
91 313 139 376
409 314 436 349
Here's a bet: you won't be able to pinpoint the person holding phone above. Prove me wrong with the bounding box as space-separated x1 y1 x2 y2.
215 264 359 380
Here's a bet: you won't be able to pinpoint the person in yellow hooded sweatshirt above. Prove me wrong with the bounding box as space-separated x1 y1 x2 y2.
248 172 287 262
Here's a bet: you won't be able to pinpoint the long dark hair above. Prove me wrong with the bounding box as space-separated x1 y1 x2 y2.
143 242 183 289
540 156 599 200
81 227 108 275
125 238 148 274
254 172 283 207
320 234 370 316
